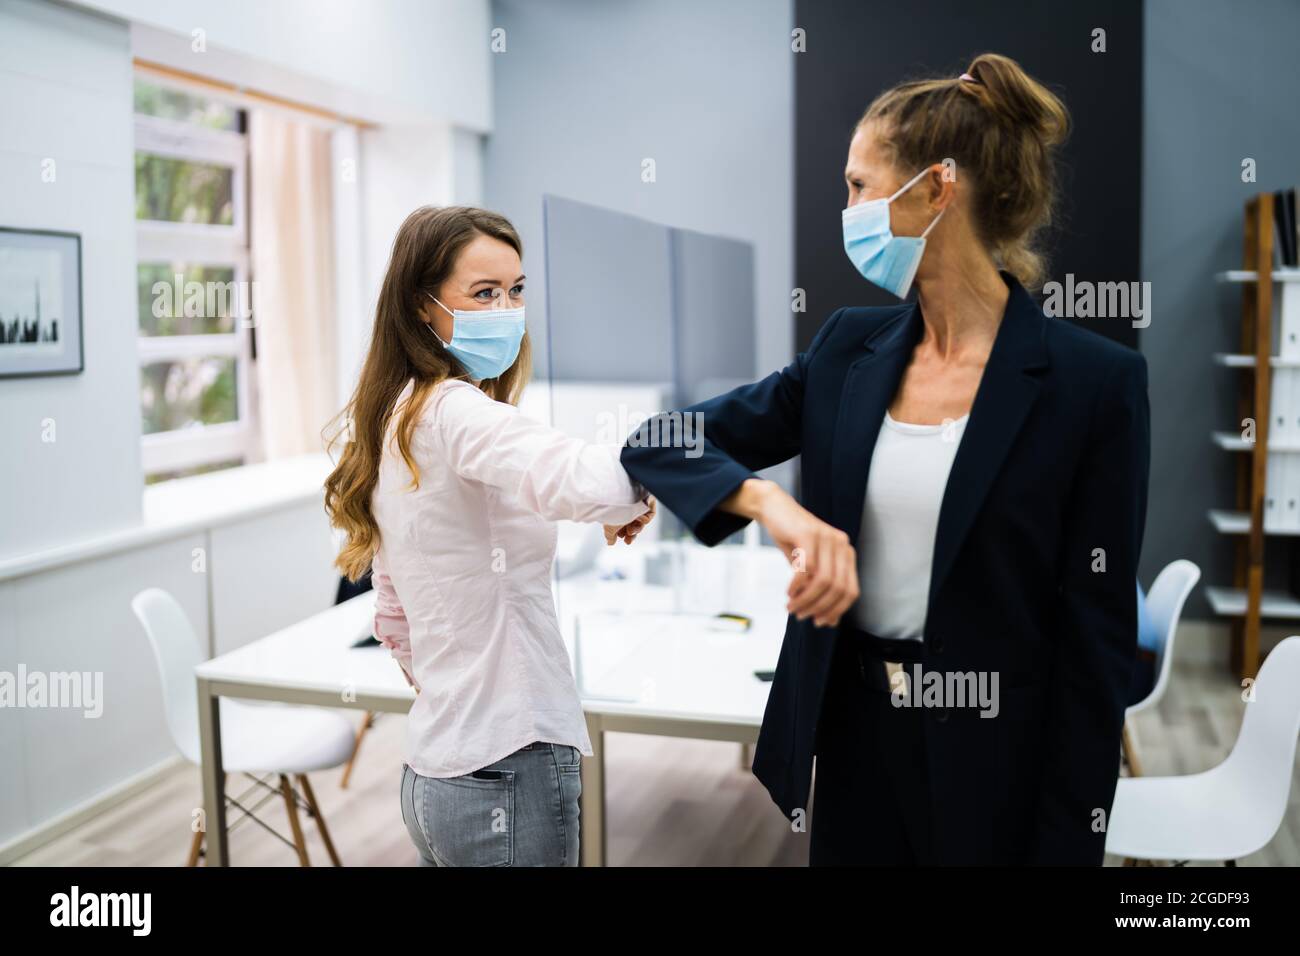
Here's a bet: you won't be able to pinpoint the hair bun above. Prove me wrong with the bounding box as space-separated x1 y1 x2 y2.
858 52 1068 290
966 53 1069 147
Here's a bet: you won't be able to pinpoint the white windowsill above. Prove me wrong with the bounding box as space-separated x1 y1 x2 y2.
0 454 334 583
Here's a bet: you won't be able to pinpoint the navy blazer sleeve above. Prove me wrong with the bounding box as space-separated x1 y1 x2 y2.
1032 349 1150 864
621 309 846 546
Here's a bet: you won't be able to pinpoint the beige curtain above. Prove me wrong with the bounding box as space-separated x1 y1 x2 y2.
249 110 338 459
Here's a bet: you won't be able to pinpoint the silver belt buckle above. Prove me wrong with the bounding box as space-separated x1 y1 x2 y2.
883 660 908 697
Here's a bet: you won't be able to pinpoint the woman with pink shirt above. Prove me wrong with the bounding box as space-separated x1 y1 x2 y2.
324 206 654 867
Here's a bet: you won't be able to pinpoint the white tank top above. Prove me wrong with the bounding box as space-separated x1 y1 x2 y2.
852 410 969 640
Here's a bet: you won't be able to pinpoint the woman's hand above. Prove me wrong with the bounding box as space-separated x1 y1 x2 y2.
723 479 859 628
604 496 656 545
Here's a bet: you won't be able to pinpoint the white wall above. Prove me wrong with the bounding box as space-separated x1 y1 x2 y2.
0 0 424 856
340 122 487 398
321 122 458 404
0 534 208 851
331 125 368 411
71 0 493 131
0 0 500 856
0 493 338 856
208 501 337 656
0 0 142 560
452 129 485 206
0 0 489 558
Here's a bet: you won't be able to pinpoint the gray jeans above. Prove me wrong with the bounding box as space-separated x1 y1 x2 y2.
399 742 582 866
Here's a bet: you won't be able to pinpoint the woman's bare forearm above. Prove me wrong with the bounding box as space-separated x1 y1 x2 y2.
720 477 783 521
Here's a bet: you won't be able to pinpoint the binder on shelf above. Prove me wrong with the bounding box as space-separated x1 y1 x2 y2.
1290 360 1300 438
1286 454 1300 532
1271 366 1294 442
1265 453 1286 533
1290 188 1299 265
1280 281 1300 360
1274 188 1297 268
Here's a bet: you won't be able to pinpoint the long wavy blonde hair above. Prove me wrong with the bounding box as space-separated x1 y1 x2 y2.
323 206 532 580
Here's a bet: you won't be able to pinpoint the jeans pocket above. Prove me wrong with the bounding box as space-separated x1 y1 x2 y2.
399 765 431 860
422 770 516 867
558 760 582 866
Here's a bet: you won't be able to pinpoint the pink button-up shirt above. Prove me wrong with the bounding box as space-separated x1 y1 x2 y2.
370 378 648 778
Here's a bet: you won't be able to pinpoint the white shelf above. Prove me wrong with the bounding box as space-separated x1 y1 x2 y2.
1205 585 1300 619
1209 509 1250 534
1213 353 1300 368
1216 269 1300 283
1207 508 1300 536
1211 431 1300 452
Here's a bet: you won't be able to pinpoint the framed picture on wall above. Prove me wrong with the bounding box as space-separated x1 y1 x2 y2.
0 226 84 378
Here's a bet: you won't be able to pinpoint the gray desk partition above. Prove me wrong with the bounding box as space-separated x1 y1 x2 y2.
542 195 759 545
542 194 756 405
670 226 757 405
541 195 675 385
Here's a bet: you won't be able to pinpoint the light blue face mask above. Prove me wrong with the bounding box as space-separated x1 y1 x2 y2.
842 166 945 299
426 293 525 381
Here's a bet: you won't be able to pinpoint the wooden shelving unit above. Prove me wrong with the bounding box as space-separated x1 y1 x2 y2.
1214 194 1276 679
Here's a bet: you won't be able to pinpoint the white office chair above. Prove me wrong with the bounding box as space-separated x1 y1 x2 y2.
1122 559 1201 775
131 588 356 866
1106 634 1300 865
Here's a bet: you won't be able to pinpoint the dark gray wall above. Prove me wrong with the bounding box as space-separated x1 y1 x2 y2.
793 0 1144 352
1141 0 1300 616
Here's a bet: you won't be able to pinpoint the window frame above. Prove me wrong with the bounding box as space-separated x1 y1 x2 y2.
133 89 258 479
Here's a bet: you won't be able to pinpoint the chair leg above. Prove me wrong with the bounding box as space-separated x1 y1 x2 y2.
279 774 311 866
1121 720 1143 777
296 773 342 867
339 712 376 789
186 827 204 867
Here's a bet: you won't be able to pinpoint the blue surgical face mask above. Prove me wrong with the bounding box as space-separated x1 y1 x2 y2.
426 293 525 381
842 166 945 299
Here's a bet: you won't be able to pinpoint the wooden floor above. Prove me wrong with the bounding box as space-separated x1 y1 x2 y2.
12 660 1298 866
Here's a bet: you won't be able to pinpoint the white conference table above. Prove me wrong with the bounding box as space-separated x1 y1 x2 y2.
194 544 791 866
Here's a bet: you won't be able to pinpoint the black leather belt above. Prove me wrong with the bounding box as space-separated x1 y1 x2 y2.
840 623 926 693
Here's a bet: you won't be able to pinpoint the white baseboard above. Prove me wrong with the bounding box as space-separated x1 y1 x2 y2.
0 754 186 865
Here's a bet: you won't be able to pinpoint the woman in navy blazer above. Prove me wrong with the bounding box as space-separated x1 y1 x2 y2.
621 54 1149 865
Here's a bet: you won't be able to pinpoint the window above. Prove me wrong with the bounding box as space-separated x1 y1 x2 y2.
133 77 256 481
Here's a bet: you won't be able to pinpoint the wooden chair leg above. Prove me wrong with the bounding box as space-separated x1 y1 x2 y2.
296 773 342 867
279 774 311 866
1121 720 1143 777
339 712 375 789
186 827 204 867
